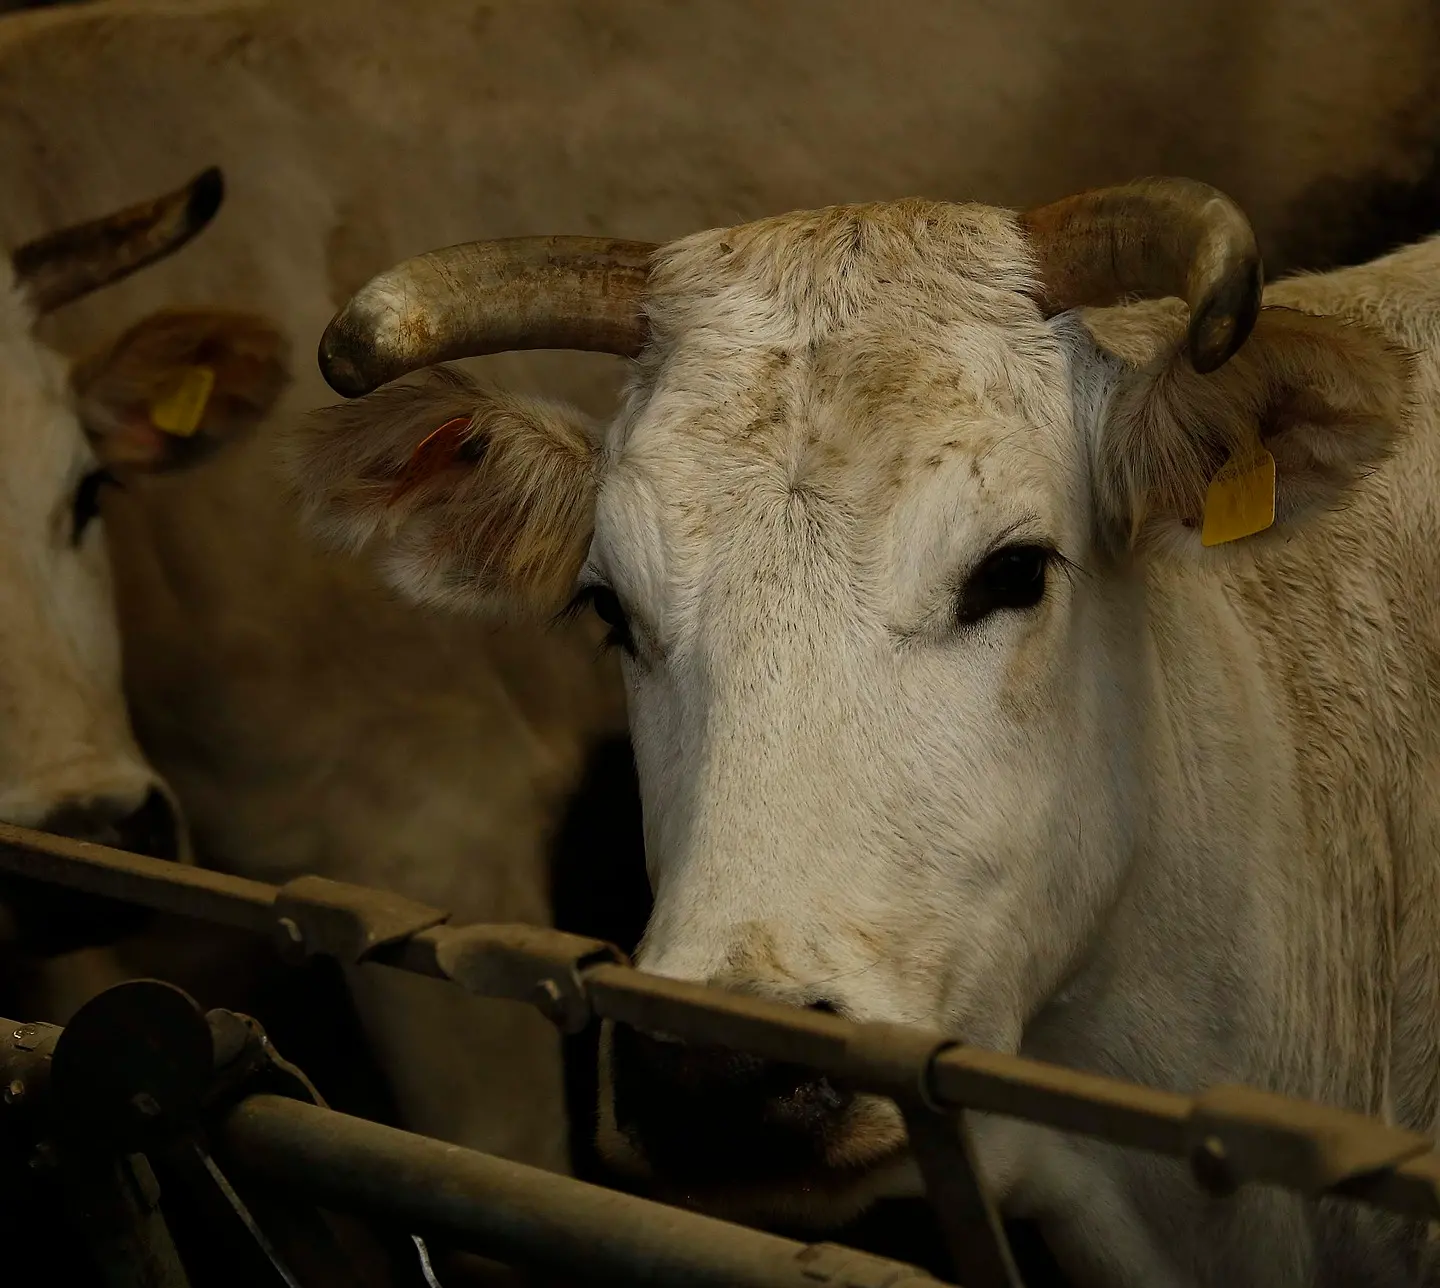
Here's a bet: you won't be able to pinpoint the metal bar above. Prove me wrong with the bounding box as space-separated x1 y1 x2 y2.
163 1139 307 1288
58 1152 195 1288
584 959 850 1066
582 962 1195 1159
900 1102 1021 1288
929 1045 1192 1158
219 1094 948 1288
6 821 1440 1228
0 822 275 932
1335 1150 1440 1222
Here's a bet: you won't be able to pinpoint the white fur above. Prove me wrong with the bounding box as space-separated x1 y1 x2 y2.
0 270 164 831
298 201 1440 1284
588 217 1440 1285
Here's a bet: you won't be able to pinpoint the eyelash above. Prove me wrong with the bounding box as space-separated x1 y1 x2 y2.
560 544 1071 653
561 584 635 655
954 541 1059 627
71 468 117 546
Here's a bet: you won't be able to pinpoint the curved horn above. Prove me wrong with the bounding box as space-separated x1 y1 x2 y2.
319 237 655 399
12 167 225 316
1018 177 1262 373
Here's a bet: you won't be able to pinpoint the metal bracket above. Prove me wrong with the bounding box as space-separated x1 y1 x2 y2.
834 1024 1023 1286
840 1021 958 1107
1186 1084 1432 1196
900 1100 1024 1288
273 875 449 965
204 1008 328 1116
2 1019 62 1108
432 923 625 1033
4 985 415 1288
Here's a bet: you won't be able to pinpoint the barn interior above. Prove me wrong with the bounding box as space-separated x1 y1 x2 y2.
0 3 1438 1287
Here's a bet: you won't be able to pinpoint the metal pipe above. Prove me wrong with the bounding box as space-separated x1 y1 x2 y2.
220 1095 948 1288
5 822 1440 1225
928 1045 1193 1157
0 824 275 932
584 962 1194 1157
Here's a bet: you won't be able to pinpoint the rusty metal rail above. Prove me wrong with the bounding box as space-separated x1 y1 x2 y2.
4 819 1440 1283
220 1093 944 1288
0 994 948 1288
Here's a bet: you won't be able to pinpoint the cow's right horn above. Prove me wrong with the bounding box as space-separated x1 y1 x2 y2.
1019 177 1263 373
12 167 225 317
318 236 655 399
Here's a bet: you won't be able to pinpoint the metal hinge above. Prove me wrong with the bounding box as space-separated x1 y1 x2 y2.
272 875 449 965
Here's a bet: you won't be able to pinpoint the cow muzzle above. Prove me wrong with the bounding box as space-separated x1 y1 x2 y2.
0 784 188 956
602 1011 912 1226
612 1020 854 1178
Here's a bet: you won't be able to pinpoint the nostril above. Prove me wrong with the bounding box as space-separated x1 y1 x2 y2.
38 788 182 862
611 1022 856 1184
807 998 842 1015
113 788 182 862
5 788 182 956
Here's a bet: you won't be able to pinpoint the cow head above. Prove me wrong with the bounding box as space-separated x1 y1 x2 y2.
0 169 288 952
291 181 1408 1225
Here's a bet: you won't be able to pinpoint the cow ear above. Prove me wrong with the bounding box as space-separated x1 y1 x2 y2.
71 309 290 472
284 368 599 620
1094 306 1412 550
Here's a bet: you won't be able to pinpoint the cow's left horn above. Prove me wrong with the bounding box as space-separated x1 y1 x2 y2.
318 237 656 398
1019 177 1262 373
12 167 225 317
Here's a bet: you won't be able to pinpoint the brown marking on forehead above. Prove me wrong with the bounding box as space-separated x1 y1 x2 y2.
619 196 1071 536
645 198 1040 354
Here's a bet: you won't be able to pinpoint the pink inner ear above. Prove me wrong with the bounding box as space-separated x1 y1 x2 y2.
388 415 473 505
99 413 172 471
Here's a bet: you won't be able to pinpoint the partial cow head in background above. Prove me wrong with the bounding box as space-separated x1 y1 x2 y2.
0 168 288 952
289 182 1407 1225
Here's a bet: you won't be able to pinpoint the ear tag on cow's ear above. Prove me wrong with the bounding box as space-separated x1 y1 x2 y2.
1200 437 1276 547
388 415 473 505
149 365 216 438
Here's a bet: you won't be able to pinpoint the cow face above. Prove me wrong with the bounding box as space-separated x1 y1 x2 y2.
293 192 1408 1226
0 172 287 951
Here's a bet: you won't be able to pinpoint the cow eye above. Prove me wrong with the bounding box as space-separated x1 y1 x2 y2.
569 585 635 654
956 543 1052 625
71 468 116 545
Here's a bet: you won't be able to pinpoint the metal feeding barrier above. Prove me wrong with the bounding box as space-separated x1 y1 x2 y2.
2 821 1439 1288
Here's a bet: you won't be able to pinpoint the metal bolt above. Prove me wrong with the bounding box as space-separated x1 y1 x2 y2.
531 978 593 1034
274 915 307 963
3 1078 24 1105
1191 1133 1237 1195
533 979 564 1022
123 1153 163 1211
131 1092 162 1120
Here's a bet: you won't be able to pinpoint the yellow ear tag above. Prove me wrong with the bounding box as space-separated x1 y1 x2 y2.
148 365 216 438
1200 439 1277 547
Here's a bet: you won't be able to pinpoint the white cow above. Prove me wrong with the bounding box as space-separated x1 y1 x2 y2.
0 168 286 965
291 179 1440 1286
13 0 1440 1177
